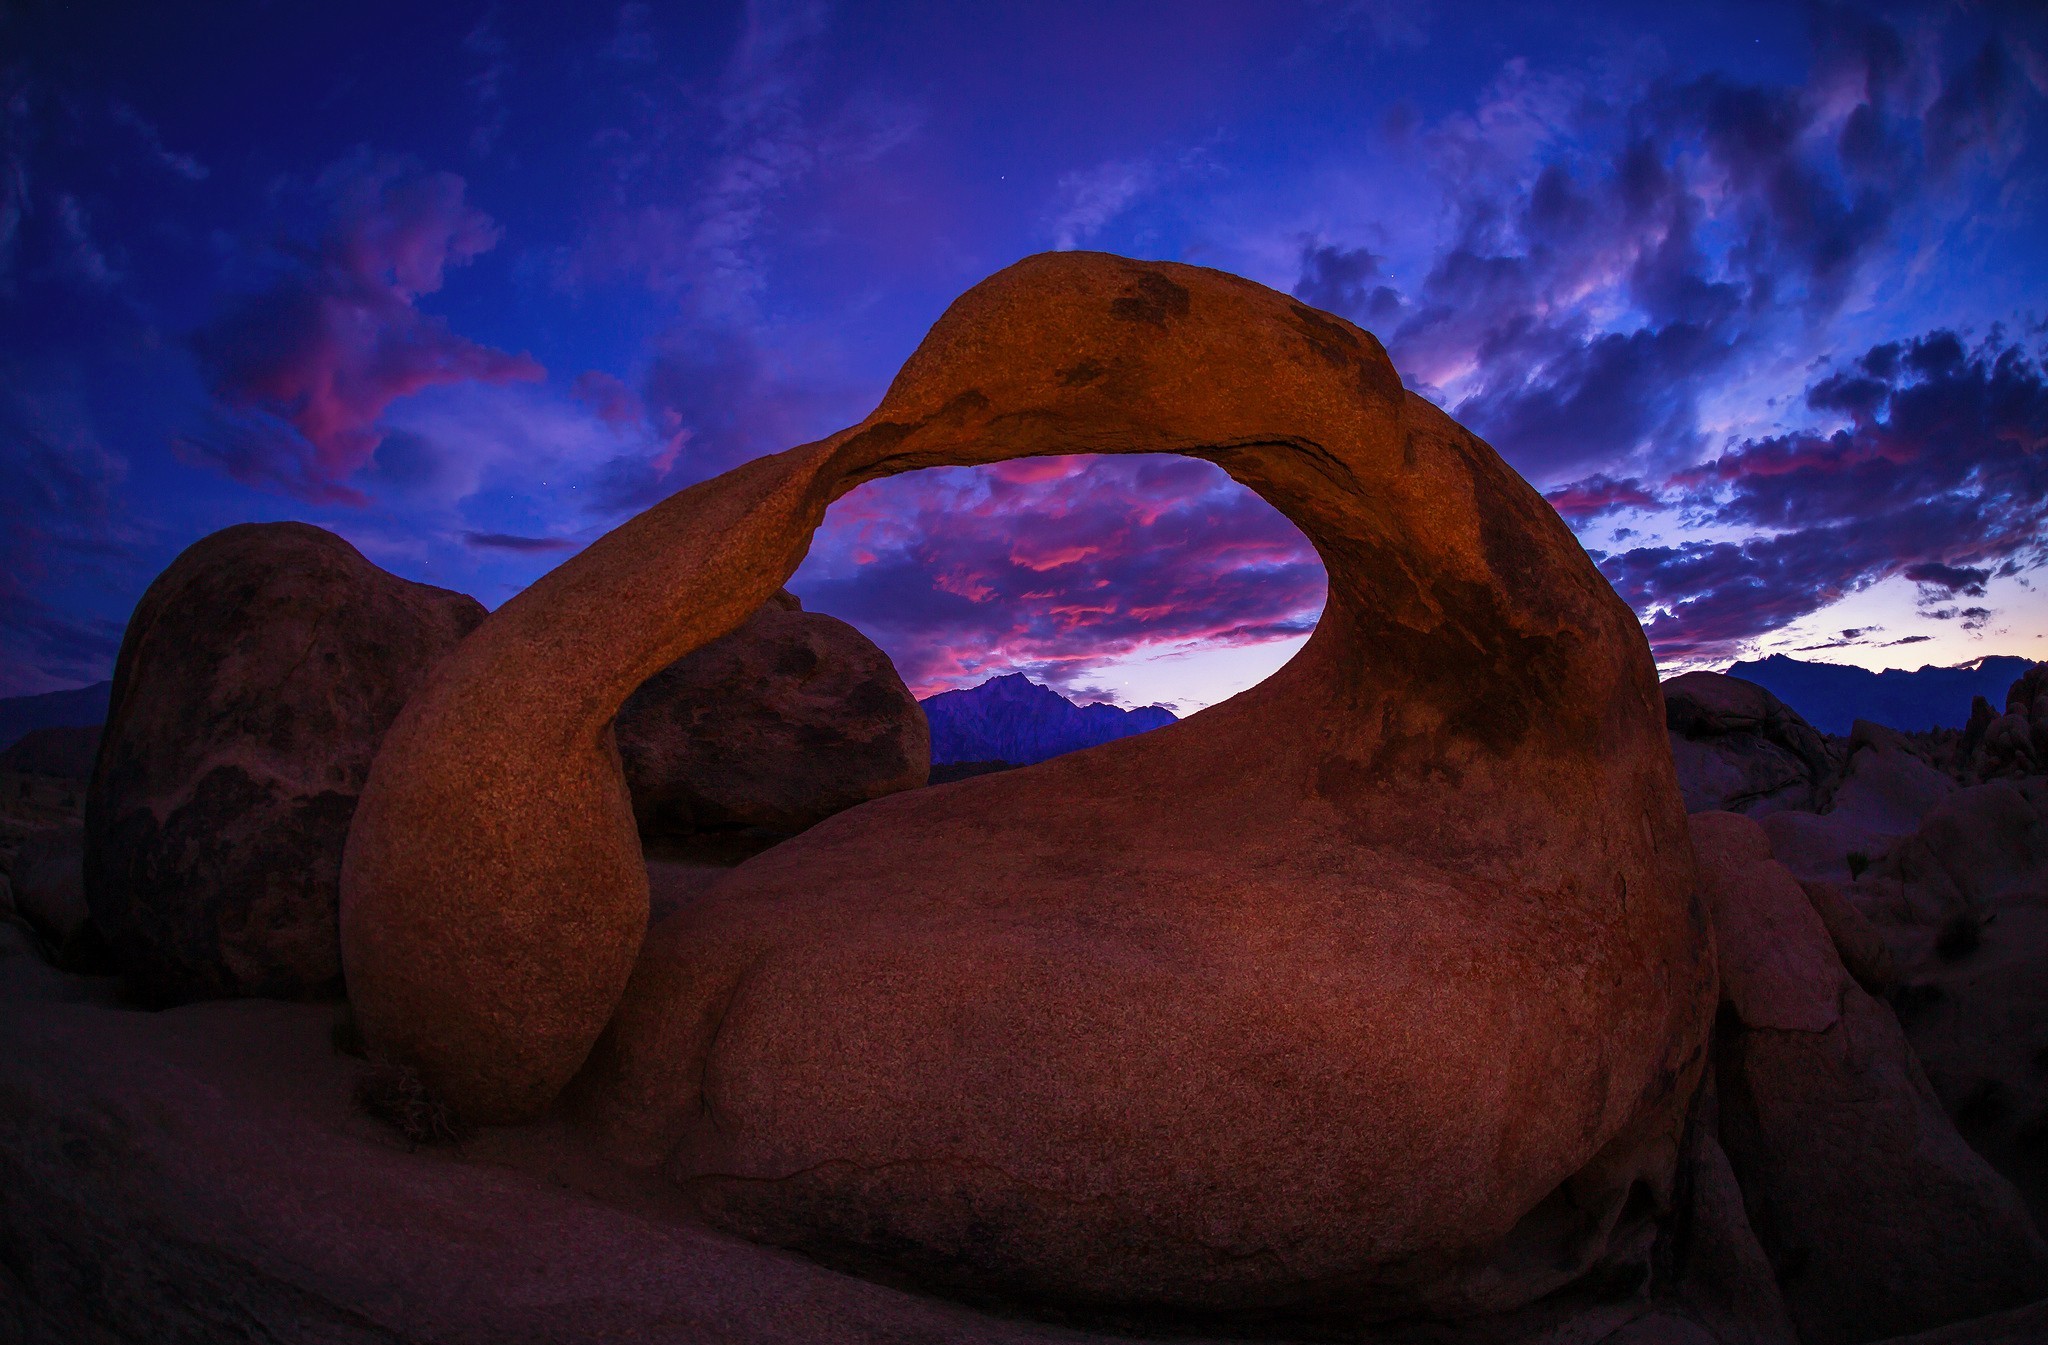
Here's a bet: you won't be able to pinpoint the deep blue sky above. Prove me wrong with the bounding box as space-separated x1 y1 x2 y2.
3 0 2044 708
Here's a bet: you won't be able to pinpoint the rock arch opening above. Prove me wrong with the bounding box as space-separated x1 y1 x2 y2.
795 451 1327 751
338 252 1712 1325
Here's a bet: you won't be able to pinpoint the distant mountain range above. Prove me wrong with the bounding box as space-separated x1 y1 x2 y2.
920 674 1177 766
1725 654 2035 736
0 681 111 755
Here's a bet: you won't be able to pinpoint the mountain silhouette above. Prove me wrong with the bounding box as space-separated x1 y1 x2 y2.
920 674 1176 766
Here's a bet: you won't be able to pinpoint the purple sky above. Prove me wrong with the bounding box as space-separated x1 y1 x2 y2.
3 1 2045 709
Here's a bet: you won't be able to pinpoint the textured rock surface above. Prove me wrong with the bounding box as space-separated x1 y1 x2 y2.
1968 662 2048 778
921 673 1176 766
0 891 1847 1345
1693 812 2048 1345
614 590 926 848
345 253 1714 1325
1664 673 1840 816
0 935 1187 1345
1836 776 2048 1237
1759 723 1956 886
88 523 484 1003
1796 877 1897 996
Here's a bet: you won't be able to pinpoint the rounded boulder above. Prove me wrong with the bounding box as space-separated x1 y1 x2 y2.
86 523 484 1003
615 591 926 851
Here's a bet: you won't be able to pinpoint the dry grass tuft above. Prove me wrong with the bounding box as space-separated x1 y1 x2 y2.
354 1063 472 1149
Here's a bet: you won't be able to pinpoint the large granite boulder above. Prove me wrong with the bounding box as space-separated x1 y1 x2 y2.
614 591 926 851
344 254 1715 1327
1691 812 2048 1344
1663 673 1840 816
87 523 484 1004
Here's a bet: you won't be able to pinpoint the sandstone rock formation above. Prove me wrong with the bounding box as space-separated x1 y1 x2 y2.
1664 672 1841 816
614 590 926 851
1691 811 2048 1344
88 523 485 1003
342 253 1715 1325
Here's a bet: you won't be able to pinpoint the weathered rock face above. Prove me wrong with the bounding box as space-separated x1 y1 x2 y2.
1691 812 2048 1345
1762 722 1958 886
614 591 926 849
343 253 1714 1326
87 523 484 1004
1968 661 2048 777
1664 673 1841 816
1839 775 2048 1235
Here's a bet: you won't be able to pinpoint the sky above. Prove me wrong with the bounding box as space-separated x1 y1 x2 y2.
2 0 2045 711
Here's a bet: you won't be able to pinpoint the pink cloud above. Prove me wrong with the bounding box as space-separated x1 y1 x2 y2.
185 161 542 501
791 455 1326 698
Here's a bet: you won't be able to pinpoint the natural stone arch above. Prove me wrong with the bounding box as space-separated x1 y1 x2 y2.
339 252 1715 1324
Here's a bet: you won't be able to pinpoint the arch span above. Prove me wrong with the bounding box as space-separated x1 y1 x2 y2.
339 252 1713 1322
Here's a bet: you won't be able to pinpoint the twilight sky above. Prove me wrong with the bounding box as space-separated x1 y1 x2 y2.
3 0 2045 710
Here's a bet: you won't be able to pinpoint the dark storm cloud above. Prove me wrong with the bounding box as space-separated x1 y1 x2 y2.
1342 6 2025 487
182 160 542 503
461 530 576 552
1542 474 1662 523
1904 562 1990 596
1292 242 1402 327
1602 329 2048 660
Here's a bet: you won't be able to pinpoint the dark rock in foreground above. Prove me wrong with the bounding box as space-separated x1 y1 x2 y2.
1691 810 2048 1344
614 590 927 849
85 523 484 1004
920 673 1175 766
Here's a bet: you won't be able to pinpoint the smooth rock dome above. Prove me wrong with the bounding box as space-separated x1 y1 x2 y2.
340 253 1716 1326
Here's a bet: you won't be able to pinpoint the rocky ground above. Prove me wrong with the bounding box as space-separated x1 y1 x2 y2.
1665 665 2048 1237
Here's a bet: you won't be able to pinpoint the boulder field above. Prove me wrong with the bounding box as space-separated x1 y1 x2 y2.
1664 663 2048 1238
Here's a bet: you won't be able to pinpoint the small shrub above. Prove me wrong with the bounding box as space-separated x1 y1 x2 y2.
1845 851 1871 880
1935 912 1983 962
354 1064 471 1149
